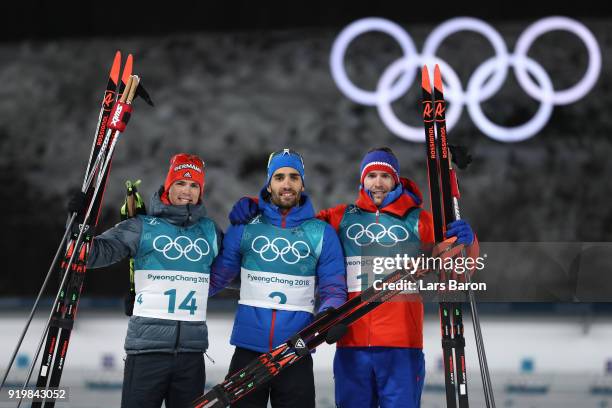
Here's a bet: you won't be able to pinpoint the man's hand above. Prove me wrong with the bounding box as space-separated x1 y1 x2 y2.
445 220 474 246
67 189 87 216
228 197 259 225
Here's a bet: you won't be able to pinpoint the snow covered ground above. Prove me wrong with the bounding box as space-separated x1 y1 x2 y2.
2 311 612 407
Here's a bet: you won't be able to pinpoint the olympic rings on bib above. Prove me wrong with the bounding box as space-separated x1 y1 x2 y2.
330 16 601 142
251 236 310 265
345 223 410 247
153 235 211 262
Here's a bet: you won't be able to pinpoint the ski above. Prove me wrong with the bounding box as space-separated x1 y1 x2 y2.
422 64 461 408
0 52 124 393
422 64 495 408
433 64 469 408
11 53 151 408
28 54 132 408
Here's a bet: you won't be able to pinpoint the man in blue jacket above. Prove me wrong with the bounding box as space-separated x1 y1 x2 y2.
210 149 347 408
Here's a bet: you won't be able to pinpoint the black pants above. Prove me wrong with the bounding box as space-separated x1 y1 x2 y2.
227 347 315 408
121 352 205 408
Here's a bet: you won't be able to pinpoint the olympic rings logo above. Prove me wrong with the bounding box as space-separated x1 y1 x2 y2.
330 16 601 143
153 235 211 262
345 223 409 247
251 236 310 265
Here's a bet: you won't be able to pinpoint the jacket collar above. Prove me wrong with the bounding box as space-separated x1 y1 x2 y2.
149 187 208 227
258 187 315 228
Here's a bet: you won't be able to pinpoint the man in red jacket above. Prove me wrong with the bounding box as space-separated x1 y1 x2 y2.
229 147 478 407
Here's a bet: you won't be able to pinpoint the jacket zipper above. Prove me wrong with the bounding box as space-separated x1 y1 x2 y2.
370 209 380 346
267 211 286 350
269 310 277 351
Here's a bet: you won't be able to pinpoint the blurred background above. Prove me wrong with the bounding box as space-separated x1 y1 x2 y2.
1 2 612 407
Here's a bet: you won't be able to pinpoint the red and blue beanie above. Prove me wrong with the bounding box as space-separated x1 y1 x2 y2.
359 149 400 185
266 149 305 186
161 153 205 204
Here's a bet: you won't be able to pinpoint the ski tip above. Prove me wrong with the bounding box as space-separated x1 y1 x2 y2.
421 65 432 93
434 64 443 92
122 54 134 85
110 51 122 84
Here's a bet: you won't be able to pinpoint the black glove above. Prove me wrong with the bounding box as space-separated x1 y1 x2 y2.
325 322 348 344
314 308 349 344
67 189 87 216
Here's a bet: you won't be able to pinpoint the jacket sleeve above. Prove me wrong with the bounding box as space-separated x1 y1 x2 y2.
418 209 435 245
209 224 244 297
316 224 347 312
87 217 143 268
316 204 348 232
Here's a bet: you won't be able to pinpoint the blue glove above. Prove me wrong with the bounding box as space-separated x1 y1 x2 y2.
229 197 259 225
445 219 474 246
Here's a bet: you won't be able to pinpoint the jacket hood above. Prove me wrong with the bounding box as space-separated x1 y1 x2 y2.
258 186 315 228
149 187 208 227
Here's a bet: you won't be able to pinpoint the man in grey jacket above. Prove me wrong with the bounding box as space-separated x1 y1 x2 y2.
82 153 220 408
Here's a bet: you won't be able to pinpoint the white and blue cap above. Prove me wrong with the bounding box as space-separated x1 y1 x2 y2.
266 148 305 186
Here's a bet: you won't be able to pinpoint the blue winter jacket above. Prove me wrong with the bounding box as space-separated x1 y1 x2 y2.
210 189 347 353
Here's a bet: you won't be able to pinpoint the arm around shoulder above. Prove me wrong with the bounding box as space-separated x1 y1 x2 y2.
209 224 244 297
315 224 347 312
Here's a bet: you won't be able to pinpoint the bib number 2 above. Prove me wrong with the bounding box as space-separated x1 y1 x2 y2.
164 289 198 315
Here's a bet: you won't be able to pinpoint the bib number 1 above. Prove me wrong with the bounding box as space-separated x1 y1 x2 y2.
164 289 198 315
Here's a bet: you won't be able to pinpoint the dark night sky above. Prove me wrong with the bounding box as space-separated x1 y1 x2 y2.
3 1 612 41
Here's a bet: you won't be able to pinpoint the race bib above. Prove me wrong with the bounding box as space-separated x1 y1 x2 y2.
133 269 209 321
239 268 316 313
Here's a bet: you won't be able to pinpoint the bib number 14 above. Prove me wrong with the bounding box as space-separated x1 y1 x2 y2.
164 289 198 315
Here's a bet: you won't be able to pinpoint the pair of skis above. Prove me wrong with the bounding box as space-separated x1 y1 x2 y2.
191 260 440 408
421 64 495 408
0 51 151 408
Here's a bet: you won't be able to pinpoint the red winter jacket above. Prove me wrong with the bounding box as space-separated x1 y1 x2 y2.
317 178 434 348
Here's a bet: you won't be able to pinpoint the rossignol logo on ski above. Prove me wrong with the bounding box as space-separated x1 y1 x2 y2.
434 101 445 118
427 128 436 159
422 101 433 121
103 90 116 111
96 117 108 147
174 163 202 173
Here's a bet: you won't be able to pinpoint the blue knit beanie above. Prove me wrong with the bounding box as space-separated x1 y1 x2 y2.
359 149 400 186
266 149 305 186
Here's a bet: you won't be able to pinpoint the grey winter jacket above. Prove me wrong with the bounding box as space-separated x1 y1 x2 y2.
88 190 221 355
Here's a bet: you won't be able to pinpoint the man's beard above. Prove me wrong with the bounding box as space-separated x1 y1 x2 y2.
270 189 301 209
370 190 388 205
